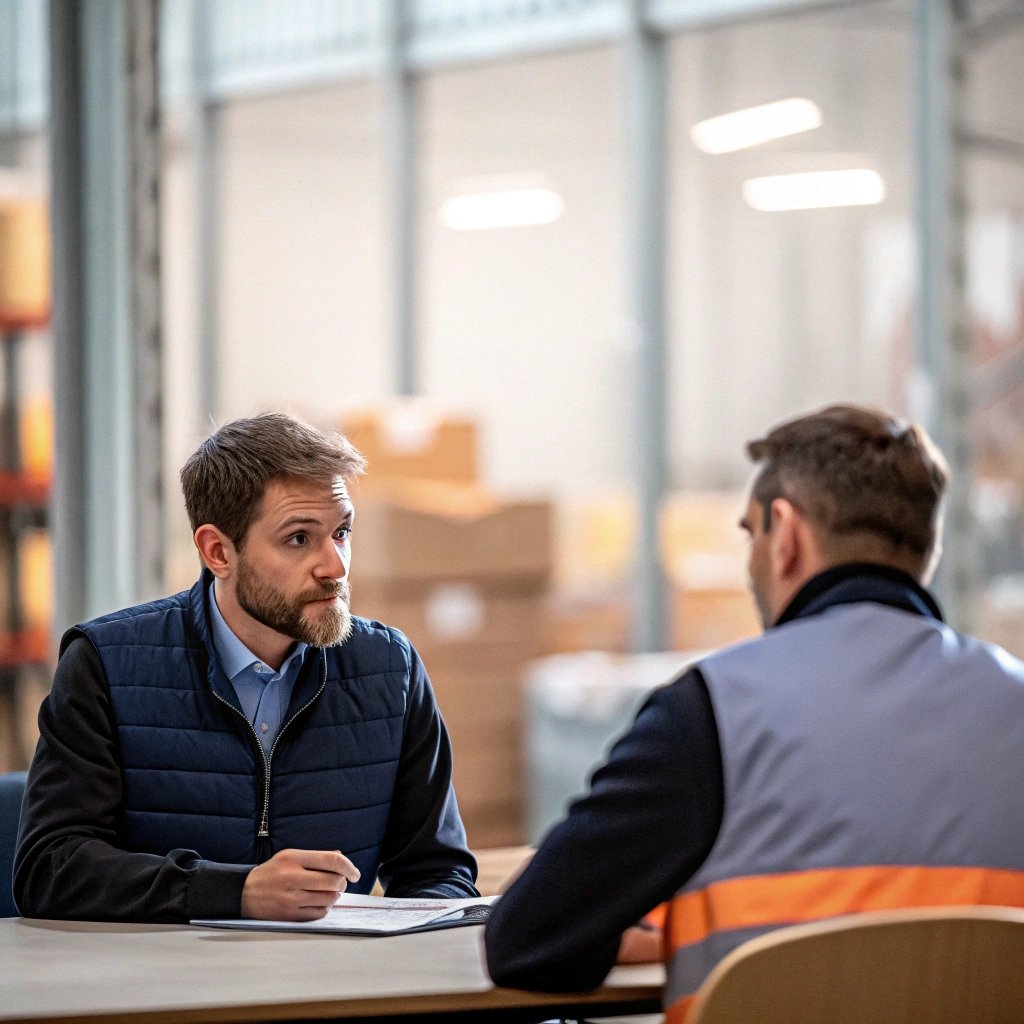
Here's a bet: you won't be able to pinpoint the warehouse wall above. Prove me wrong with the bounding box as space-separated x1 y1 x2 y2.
161 10 919 528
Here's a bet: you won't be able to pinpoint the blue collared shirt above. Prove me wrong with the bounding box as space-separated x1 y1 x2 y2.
207 581 307 756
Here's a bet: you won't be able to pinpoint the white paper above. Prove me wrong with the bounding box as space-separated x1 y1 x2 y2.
191 893 499 936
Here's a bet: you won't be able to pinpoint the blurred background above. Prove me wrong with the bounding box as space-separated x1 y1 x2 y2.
1 0 1022 849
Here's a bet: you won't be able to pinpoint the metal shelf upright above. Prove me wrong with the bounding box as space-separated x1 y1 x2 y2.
0 309 50 769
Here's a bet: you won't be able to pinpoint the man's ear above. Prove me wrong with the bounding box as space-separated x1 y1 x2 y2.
767 498 802 579
193 524 235 578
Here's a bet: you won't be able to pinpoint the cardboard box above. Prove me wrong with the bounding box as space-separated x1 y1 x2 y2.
660 491 758 652
0 530 51 636
429 665 529 850
20 396 53 481
417 636 542 675
448 717 522 808
546 586 631 654
977 577 1024 660
342 403 478 485
354 579 548 667
462 803 525 851
672 586 760 652
557 491 747 591
660 491 748 570
354 483 553 583
555 495 635 587
430 664 527 732
19 528 51 631
0 201 50 319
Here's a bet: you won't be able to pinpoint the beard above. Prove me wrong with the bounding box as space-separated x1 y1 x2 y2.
235 558 353 648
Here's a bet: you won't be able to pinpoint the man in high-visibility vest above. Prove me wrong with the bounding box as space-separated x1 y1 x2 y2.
485 403 1024 1022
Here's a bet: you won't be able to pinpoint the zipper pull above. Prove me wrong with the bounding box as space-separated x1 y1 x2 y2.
258 815 269 839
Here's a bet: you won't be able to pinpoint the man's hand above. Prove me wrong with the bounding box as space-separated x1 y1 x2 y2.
241 849 361 921
616 924 663 964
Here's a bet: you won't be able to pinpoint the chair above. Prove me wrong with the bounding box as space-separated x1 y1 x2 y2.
0 771 27 917
687 905 1024 1024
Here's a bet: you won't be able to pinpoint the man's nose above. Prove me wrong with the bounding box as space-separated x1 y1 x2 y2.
316 539 348 580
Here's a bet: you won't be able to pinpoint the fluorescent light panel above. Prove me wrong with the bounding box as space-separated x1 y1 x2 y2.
439 188 564 231
691 97 822 154
743 169 885 211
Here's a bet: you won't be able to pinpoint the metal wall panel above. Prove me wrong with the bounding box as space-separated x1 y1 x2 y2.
2 0 887 123
0 0 47 133
202 0 385 96
648 0 874 31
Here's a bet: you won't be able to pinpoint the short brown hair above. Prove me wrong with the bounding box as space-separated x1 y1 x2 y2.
180 413 366 547
746 404 948 578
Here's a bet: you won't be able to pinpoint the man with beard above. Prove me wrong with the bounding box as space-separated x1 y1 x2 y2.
14 413 478 922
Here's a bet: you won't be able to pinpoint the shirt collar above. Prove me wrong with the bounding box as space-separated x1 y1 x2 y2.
207 578 307 681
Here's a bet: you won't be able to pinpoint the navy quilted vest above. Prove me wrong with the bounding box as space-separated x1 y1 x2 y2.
72 573 411 892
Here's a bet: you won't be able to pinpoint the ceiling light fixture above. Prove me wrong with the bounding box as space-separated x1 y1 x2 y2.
691 97 823 154
438 187 564 231
742 169 885 211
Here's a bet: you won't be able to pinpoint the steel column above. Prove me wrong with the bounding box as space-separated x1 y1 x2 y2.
625 1 670 652
914 0 974 629
48 0 164 623
189 0 220 425
48 0 91 630
385 0 419 396
127 0 165 602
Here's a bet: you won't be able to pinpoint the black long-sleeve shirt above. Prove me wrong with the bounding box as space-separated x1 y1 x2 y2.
15 637 478 921
484 564 942 991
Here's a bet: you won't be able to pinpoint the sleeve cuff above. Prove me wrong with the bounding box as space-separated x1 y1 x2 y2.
185 862 251 919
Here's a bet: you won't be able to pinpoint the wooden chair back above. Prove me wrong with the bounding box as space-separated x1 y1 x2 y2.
688 905 1024 1024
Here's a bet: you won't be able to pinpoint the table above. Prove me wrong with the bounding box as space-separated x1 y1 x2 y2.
0 916 664 1024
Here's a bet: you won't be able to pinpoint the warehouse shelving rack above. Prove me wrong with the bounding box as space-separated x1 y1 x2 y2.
0 309 49 769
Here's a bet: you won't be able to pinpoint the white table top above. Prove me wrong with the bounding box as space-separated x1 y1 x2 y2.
0 916 664 1023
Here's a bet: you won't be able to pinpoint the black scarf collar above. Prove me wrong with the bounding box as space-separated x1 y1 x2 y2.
775 562 944 628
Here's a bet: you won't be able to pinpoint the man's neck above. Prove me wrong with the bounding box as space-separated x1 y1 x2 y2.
212 578 293 671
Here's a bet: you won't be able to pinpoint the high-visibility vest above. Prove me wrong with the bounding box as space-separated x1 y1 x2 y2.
663 601 1024 1023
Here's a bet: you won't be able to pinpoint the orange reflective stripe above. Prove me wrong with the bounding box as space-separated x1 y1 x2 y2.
644 902 668 931
665 992 695 1024
665 864 1024 951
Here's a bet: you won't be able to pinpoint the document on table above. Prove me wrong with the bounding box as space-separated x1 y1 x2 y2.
191 893 500 936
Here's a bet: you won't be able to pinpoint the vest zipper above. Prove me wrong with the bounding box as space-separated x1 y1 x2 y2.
211 658 328 855
261 671 327 839
210 690 272 845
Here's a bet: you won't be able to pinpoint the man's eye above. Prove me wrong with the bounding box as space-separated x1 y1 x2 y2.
335 527 353 541
288 534 309 546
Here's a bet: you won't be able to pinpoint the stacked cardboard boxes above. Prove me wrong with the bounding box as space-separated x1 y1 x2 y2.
343 405 552 849
0 201 50 320
547 497 633 654
549 491 759 655
660 492 760 651
342 404 478 486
